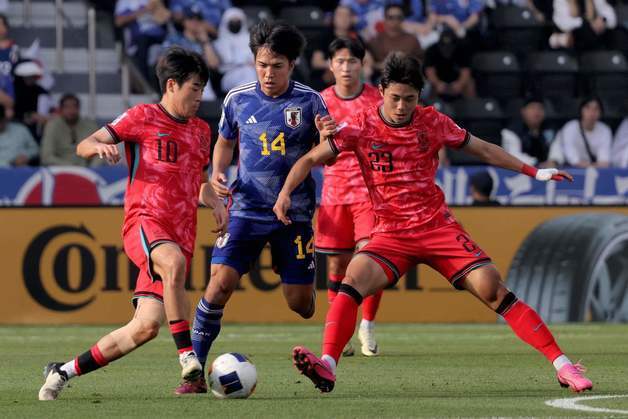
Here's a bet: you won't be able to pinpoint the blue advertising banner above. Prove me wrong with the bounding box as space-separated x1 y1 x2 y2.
1 166 627 206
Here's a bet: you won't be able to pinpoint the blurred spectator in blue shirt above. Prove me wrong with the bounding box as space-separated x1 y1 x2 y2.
403 0 439 49
115 0 170 82
162 6 218 100
428 0 485 39
170 0 232 38
0 105 39 167
340 0 386 39
0 14 17 116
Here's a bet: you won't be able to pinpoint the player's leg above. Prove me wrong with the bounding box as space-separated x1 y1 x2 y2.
462 265 592 392
427 222 592 393
351 202 382 356
292 253 391 392
149 242 201 381
183 217 267 393
38 298 164 400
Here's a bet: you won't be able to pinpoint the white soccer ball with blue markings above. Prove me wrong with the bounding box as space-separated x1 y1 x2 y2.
209 353 257 399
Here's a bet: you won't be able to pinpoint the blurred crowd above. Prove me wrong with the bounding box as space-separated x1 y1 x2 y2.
1 0 628 170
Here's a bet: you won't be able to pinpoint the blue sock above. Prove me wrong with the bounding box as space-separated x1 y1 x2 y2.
191 298 224 373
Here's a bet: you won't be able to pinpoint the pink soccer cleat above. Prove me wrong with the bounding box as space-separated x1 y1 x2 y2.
174 377 208 395
557 363 593 393
292 346 336 393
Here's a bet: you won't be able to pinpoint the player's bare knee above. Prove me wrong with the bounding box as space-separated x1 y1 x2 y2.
130 319 160 344
159 257 187 287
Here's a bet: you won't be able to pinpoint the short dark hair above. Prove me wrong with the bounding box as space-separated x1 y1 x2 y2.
380 52 425 92
0 14 8 29
579 95 603 117
328 37 366 61
384 3 405 16
59 93 80 108
249 20 305 62
470 171 493 197
155 46 209 94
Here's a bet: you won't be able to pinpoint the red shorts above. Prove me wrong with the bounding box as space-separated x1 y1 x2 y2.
359 222 492 289
123 216 191 305
315 201 375 254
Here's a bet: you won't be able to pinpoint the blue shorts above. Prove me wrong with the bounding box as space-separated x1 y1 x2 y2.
211 217 315 285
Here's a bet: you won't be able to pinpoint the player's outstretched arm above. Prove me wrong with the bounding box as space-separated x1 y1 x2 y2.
462 135 573 182
211 135 236 198
273 141 336 225
76 128 121 165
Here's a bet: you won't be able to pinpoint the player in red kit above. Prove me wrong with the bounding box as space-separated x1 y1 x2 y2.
317 38 383 357
274 52 593 394
38 47 228 400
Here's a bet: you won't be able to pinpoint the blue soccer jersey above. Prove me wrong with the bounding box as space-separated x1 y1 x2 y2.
219 80 328 222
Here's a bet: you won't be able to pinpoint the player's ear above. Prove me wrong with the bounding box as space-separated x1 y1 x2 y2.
378 84 384 97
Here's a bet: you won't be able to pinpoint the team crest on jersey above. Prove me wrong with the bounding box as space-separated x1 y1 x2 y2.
284 107 302 129
417 131 429 153
215 233 230 249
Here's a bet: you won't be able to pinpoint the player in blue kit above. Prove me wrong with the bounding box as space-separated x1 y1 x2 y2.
175 20 336 394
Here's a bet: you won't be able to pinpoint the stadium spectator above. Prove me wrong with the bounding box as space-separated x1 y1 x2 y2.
368 4 423 70
170 0 232 38
162 5 218 100
340 0 386 39
115 0 170 83
214 7 256 94
0 14 17 115
549 0 617 50
549 96 612 167
40 94 99 167
13 60 52 141
469 171 501 206
611 117 628 168
0 104 38 167
402 0 439 49
501 97 553 166
424 29 475 100
428 0 484 40
308 6 375 89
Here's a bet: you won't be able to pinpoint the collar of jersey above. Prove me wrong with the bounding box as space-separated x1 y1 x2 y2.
333 83 364 101
255 80 295 101
157 103 188 124
377 106 414 128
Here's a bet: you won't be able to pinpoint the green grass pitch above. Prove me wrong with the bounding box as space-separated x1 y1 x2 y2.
2 324 627 417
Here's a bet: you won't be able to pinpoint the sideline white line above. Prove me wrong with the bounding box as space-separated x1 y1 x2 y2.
545 394 628 415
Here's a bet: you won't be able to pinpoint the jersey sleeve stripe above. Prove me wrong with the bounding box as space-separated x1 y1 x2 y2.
223 82 257 106
105 124 121 144
328 137 340 155
455 131 471 149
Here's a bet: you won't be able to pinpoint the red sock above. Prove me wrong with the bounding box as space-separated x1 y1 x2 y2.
169 319 193 354
362 289 383 321
322 292 359 362
327 273 343 304
502 300 563 362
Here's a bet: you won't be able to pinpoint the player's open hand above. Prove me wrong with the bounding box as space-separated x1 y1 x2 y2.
211 173 231 198
315 114 336 138
537 168 573 182
212 200 228 235
273 193 292 225
95 143 120 165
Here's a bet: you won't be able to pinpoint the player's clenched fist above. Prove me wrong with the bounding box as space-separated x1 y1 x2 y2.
211 172 231 198
315 114 337 138
273 193 292 225
95 143 120 165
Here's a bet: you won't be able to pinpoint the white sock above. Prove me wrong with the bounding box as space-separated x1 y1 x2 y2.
552 355 571 371
60 360 77 379
321 354 336 373
360 319 374 330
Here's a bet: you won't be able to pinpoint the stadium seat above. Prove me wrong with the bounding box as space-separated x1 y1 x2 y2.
278 6 325 29
242 6 274 25
545 96 579 128
471 51 522 102
448 98 504 165
526 51 579 100
579 51 628 100
617 4 628 30
491 5 546 56
600 98 625 131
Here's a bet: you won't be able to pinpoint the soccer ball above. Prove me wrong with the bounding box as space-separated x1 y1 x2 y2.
209 353 257 399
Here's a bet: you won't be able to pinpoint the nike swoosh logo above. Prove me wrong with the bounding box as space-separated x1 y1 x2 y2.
533 322 543 332
474 251 482 257
157 132 170 137
372 144 383 150
325 322 337 328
